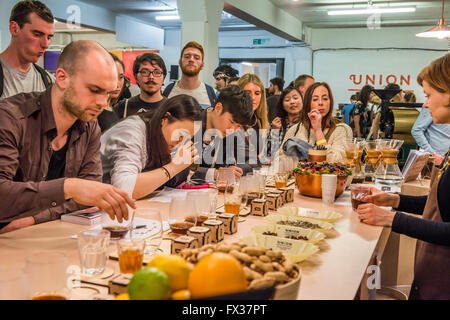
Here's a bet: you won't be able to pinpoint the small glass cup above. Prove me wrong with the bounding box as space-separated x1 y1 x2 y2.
224 183 248 222
274 173 288 189
351 185 372 211
118 238 145 275
26 252 70 300
77 229 110 276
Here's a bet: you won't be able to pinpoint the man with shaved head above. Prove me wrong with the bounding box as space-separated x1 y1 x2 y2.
0 40 135 233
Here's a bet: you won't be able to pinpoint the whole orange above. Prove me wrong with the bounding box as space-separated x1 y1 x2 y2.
188 252 247 298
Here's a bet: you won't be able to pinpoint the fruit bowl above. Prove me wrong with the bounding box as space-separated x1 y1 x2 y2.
294 173 348 198
293 162 351 198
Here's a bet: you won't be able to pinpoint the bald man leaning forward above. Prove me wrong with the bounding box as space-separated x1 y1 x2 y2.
0 40 135 233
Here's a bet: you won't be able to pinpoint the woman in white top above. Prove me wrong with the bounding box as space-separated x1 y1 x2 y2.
280 82 353 163
101 95 202 199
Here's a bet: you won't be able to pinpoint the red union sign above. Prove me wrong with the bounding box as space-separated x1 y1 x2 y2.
349 74 411 87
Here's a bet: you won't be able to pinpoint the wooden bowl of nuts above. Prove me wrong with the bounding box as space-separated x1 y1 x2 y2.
178 242 301 300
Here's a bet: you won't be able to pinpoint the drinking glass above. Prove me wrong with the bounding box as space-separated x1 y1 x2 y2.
118 238 145 275
274 173 288 189
224 183 248 222
132 208 163 256
168 195 196 237
189 191 211 225
77 229 110 276
0 267 29 300
351 185 372 211
217 167 236 193
101 206 135 240
26 252 70 300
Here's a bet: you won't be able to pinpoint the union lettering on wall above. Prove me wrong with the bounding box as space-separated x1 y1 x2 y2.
348 73 411 90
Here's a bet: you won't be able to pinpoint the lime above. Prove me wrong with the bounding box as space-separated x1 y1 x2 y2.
127 267 171 300
147 254 192 291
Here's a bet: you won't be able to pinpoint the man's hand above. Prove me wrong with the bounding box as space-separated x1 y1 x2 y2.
362 186 400 208
357 203 396 227
0 216 35 234
64 178 136 223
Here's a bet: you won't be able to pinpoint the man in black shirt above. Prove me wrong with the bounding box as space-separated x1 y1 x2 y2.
114 53 167 118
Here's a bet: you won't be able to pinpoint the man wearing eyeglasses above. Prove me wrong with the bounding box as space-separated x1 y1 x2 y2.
114 53 167 119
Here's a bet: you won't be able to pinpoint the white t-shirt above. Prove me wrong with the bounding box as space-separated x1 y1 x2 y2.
0 55 46 99
167 81 211 108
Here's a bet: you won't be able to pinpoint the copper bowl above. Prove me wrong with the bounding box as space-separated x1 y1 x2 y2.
295 172 348 198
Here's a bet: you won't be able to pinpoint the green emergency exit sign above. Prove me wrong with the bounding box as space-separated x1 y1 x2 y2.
253 38 270 45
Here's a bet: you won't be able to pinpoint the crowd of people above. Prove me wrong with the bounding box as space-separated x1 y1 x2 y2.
0 0 449 300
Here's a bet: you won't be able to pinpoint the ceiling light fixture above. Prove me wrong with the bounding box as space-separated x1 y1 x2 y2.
416 0 450 39
242 62 253 66
155 15 180 21
328 7 416 16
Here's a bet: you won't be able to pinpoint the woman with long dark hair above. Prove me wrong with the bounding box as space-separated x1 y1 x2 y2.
279 82 353 163
350 84 374 138
357 53 450 299
269 86 303 154
100 94 202 199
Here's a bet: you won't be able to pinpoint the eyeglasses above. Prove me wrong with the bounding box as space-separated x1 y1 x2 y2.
138 69 163 78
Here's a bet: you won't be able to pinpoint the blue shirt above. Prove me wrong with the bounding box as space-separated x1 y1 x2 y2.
411 107 450 156
341 103 356 125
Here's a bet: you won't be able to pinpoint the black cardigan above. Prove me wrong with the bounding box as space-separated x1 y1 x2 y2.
392 161 450 246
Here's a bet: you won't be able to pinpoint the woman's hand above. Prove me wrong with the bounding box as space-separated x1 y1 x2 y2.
433 153 444 166
168 141 199 173
357 203 396 227
362 187 400 208
308 109 322 131
271 117 282 130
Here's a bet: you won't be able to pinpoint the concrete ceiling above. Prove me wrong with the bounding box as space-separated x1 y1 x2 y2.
269 0 448 28
76 0 256 30
74 0 448 30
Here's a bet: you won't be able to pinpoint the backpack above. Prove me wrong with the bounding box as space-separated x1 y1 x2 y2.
162 81 217 106
0 63 52 97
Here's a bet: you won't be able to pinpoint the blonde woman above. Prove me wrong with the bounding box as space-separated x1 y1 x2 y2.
279 82 353 163
237 74 270 131
236 74 270 167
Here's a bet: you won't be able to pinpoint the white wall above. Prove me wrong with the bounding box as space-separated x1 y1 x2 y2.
310 26 449 105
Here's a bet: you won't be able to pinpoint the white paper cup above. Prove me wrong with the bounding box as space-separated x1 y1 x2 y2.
321 174 337 204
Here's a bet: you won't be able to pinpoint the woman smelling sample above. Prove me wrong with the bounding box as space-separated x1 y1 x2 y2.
279 82 353 163
357 53 450 300
100 95 202 199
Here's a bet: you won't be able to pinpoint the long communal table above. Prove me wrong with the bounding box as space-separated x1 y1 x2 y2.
0 183 394 300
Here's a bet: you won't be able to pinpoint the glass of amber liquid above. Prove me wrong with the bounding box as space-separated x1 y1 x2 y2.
224 183 247 222
118 238 145 275
274 173 288 189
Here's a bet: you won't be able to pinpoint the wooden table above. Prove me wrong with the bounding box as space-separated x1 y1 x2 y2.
0 186 389 300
